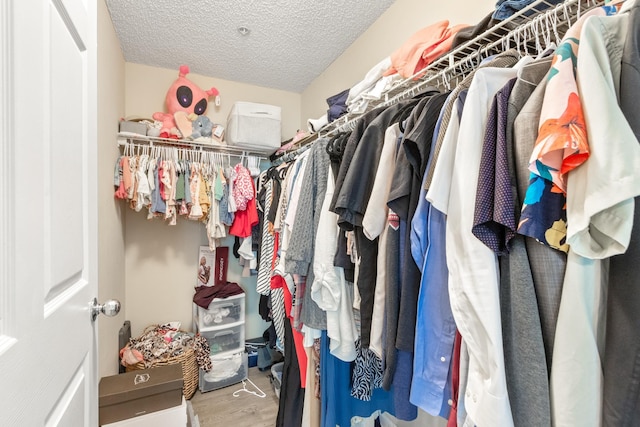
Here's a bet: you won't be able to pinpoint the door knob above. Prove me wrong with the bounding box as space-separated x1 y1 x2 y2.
90 298 121 321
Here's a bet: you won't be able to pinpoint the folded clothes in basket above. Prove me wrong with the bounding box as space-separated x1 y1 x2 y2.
121 324 212 372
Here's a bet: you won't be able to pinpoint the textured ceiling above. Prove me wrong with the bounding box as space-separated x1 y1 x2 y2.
105 0 396 93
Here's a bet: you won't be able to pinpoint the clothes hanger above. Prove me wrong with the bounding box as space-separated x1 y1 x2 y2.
248 155 260 177
541 13 552 51
475 47 483 68
443 71 451 91
521 26 530 57
533 17 543 57
232 378 266 398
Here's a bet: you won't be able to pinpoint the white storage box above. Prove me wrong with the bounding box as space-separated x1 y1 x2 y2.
197 322 245 355
102 397 186 427
193 294 245 330
199 351 248 393
226 102 281 153
119 120 147 136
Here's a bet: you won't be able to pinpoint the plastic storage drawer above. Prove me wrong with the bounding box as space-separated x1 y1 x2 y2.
197 322 245 355
199 351 248 393
193 294 245 329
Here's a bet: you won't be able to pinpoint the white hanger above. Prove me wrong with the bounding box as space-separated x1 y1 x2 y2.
563 1 572 27
542 14 552 51
520 25 528 56
502 28 511 53
232 378 266 398
475 47 483 68
551 8 561 45
534 16 543 56
248 155 260 177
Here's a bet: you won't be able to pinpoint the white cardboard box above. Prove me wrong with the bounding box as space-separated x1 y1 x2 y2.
102 397 186 427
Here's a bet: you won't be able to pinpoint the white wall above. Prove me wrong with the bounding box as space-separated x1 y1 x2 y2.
125 63 302 141
300 0 497 126
123 63 302 339
97 0 126 378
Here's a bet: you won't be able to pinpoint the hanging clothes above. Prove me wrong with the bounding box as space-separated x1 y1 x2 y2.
264 3 640 427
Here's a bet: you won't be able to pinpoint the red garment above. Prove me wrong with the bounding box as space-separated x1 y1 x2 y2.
229 179 259 237
448 330 463 427
271 233 280 271
274 274 308 389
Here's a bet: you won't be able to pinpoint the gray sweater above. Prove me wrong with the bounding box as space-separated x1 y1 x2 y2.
285 139 331 329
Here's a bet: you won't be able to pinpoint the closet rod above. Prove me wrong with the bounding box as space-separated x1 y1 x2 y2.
117 134 269 161
379 0 604 109
319 0 604 138
270 140 314 167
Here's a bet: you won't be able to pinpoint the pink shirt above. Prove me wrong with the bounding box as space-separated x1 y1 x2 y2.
384 21 469 79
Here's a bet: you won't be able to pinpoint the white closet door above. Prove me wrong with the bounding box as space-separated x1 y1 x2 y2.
0 0 99 425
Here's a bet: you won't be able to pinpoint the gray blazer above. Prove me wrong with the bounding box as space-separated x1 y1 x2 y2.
500 57 554 427
512 61 567 372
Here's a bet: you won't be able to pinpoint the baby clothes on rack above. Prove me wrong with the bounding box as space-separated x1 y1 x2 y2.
114 143 261 251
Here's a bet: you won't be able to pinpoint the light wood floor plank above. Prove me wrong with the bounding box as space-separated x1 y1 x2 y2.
190 366 278 426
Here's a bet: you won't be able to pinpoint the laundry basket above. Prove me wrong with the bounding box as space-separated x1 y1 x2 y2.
122 325 199 400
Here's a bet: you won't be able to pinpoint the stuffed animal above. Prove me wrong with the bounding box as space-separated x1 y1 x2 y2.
152 65 219 138
152 113 181 139
191 115 214 139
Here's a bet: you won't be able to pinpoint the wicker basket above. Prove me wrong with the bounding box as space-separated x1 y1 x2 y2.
124 326 199 400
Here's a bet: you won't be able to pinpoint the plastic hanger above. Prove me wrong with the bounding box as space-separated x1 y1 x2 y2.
248 155 260 177
443 71 452 91
232 378 266 398
533 16 543 57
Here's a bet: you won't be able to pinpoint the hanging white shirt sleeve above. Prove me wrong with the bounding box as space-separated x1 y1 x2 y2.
568 13 640 259
362 123 401 240
551 13 640 427
445 66 525 427
311 168 341 312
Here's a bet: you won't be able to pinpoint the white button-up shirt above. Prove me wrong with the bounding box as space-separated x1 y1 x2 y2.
551 8 640 426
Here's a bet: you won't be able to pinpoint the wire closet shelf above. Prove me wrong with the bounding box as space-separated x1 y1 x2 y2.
315 0 605 139
117 134 269 163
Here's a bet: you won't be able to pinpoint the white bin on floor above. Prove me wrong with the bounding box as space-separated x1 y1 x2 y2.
199 350 248 393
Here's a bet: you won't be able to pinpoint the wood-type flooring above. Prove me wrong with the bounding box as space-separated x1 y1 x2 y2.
190 366 278 427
